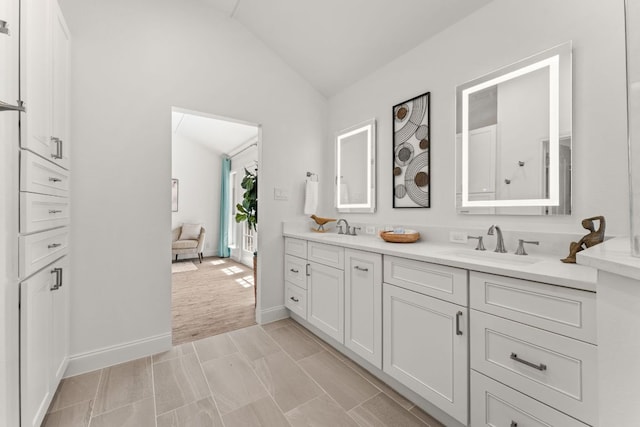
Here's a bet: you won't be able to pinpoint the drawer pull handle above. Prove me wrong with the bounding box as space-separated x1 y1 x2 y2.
306 264 310 277
510 422 518 427
290 268 299 273
354 265 369 272
290 296 299 303
48 177 62 182
48 243 62 249
49 209 62 214
510 353 547 371
455 311 463 335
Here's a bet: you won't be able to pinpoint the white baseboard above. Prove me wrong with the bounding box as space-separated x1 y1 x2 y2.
64 332 172 378
257 305 289 325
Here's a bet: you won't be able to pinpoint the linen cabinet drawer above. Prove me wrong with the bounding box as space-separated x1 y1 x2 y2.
20 150 70 197
470 271 597 344
471 371 590 427
284 255 307 289
285 282 307 319
383 256 467 305
284 237 307 258
307 241 344 270
19 227 69 278
20 193 70 234
471 310 597 425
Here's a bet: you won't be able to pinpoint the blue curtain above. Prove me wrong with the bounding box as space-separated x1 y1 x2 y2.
218 157 231 258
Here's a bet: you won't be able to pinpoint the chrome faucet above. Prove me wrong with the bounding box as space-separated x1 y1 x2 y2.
487 225 507 253
336 219 350 235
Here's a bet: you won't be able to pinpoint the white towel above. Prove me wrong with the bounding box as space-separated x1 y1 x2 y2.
304 180 318 214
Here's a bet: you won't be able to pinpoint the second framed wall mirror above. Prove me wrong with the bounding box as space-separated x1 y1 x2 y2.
455 41 572 215
336 119 376 213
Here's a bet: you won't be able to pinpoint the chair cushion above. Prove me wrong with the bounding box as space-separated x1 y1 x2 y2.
172 239 198 250
180 223 201 240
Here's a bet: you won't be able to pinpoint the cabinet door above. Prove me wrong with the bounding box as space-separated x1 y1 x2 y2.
307 262 344 343
383 284 468 425
20 265 55 427
51 256 69 383
21 0 55 161
51 1 70 170
345 249 382 368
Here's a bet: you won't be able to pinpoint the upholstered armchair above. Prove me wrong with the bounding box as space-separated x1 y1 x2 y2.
172 224 205 263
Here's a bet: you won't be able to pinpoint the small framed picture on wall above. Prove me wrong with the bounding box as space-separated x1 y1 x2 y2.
392 91 431 208
171 179 179 212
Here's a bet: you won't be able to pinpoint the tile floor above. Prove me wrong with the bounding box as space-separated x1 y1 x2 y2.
43 318 444 427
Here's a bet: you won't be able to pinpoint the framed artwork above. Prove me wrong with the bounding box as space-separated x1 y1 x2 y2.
392 91 431 208
171 179 179 212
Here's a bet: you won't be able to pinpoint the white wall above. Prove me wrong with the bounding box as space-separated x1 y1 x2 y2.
60 0 326 372
171 133 222 258
325 0 629 236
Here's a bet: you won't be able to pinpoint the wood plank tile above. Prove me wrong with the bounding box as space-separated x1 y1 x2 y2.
156 397 223 427
90 397 155 427
153 342 195 364
267 324 323 361
93 357 152 415
48 370 101 412
228 325 280 363
193 333 237 363
201 353 268 414
253 351 322 412
222 396 290 427
298 351 378 411
153 353 211 414
349 393 427 427
42 401 92 427
286 394 359 427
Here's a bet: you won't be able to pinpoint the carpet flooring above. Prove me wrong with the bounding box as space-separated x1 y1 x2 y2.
171 257 256 345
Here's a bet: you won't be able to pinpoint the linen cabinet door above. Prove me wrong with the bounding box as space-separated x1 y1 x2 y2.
50 1 71 170
51 256 70 383
345 249 382 368
307 262 344 343
20 266 55 427
383 284 468 425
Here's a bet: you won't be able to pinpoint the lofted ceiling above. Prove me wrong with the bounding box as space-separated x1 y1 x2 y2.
172 110 259 155
205 0 494 97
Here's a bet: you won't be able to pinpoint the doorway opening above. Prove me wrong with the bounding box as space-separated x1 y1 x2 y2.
170 106 260 345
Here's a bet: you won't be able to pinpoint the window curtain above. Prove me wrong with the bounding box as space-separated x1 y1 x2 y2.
218 156 231 258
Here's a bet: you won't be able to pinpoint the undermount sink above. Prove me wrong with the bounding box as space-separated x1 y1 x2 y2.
443 249 542 265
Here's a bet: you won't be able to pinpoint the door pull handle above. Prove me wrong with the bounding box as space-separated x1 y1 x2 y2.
455 311 463 335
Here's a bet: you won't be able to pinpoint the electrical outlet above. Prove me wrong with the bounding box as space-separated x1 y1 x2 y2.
450 231 468 244
365 225 376 235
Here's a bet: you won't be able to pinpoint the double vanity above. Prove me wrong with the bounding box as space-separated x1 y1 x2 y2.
282 225 597 427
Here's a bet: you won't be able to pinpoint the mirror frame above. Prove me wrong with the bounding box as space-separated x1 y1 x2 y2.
335 119 376 213
456 41 572 212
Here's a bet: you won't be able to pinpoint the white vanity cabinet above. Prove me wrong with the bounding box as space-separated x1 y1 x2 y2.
284 238 308 318
344 249 382 368
382 260 469 425
470 272 598 427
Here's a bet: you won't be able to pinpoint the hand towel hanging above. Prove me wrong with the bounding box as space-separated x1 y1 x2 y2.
304 180 318 215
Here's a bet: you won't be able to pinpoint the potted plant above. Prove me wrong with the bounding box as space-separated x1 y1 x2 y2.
235 168 258 304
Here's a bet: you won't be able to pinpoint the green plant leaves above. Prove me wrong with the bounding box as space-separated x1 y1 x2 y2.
235 168 258 231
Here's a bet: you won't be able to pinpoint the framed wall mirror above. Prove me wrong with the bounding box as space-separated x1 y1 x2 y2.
455 41 572 215
336 119 376 213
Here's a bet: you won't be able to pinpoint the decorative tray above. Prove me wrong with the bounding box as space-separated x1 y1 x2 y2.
379 230 420 243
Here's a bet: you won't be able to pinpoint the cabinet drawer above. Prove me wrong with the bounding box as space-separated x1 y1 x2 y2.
284 255 307 289
470 272 597 344
308 241 344 270
19 227 69 278
471 371 589 427
20 150 70 197
284 237 307 258
20 192 70 234
383 256 467 306
285 282 307 319
471 310 597 425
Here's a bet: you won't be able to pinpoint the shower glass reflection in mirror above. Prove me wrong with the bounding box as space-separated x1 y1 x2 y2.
336 119 376 213
455 41 572 215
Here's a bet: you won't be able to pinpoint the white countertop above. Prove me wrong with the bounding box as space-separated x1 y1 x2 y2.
578 237 640 281
284 229 597 292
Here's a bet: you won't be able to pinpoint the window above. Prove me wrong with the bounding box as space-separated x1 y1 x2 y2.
243 222 256 254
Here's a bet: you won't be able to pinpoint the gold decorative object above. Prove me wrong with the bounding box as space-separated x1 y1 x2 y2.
561 216 606 263
379 230 420 243
310 215 336 232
